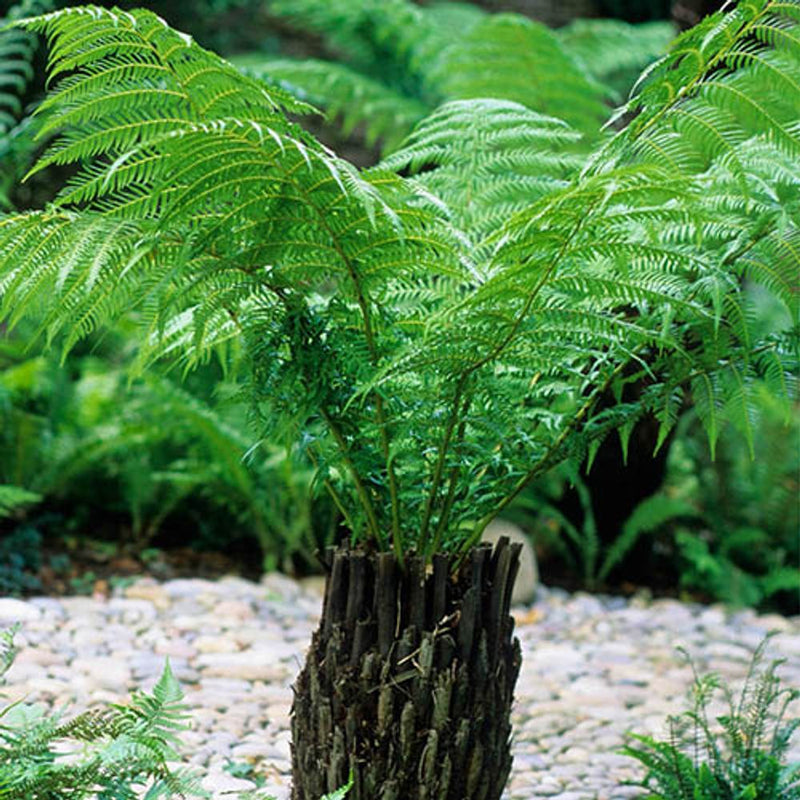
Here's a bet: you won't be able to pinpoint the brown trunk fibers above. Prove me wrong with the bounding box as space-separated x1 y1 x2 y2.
290 537 523 800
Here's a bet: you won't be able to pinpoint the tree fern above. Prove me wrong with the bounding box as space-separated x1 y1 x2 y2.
0 1 797 565
424 13 610 135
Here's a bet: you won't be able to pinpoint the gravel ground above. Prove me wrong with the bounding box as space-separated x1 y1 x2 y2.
1 574 799 800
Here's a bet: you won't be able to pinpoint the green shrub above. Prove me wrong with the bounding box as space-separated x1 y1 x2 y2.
665 380 800 611
0 526 43 596
1 328 333 573
624 635 800 799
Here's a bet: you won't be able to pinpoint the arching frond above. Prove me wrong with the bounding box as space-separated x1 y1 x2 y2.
557 18 676 101
603 0 800 175
424 14 611 136
235 56 428 151
381 99 584 244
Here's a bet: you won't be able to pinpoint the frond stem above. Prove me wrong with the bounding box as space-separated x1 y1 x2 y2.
419 201 592 553
458 354 629 560
320 408 385 548
307 444 357 536
428 390 473 556
285 182 403 562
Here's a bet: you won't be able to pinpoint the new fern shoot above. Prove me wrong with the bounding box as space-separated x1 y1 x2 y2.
0 1 797 567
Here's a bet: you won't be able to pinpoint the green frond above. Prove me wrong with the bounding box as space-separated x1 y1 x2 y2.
557 18 676 100
381 99 584 241
0 625 20 680
425 14 611 136
235 56 428 152
603 0 800 176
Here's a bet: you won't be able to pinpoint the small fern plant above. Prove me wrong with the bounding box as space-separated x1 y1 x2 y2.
0 627 206 799
623 634 800 799
0 626 353 799
0 1 797 567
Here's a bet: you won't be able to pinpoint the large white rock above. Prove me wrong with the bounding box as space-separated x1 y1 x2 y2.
481 519 539 606
0 598 41 622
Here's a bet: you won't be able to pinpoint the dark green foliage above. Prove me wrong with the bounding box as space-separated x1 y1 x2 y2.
525 466 698 588
0 526 42 596
667 387 800 609
0 1 797 567
598 0 672 22
0 329 330 572
623 635 800 799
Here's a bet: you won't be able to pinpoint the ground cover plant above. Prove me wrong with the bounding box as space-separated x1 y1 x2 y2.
0 0 798 797
0 626 353 800
624 634 800 799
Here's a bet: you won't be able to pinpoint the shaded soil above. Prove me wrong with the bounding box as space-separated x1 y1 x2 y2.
11 531 698 605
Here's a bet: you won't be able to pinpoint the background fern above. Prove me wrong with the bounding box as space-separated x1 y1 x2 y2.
238 0 615 156
0 328 332 575
0 0 53 210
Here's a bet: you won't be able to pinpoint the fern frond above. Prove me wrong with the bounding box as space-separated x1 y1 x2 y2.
424 14 610 136
381 99 583 242
235 56 428 151
0 0 50 134
557 18 676 101
602 0 800 176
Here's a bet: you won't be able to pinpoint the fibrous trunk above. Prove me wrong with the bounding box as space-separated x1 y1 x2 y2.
291 537 523 800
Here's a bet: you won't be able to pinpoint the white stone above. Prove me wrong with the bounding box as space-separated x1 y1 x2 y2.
196 652 288 682
124 582 170 611
260 572 301 601
201 770 256 793
0 598 41 622
193 635 240 654
70 657 131 691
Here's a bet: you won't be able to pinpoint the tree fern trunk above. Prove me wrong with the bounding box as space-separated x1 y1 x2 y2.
291 537 523 800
